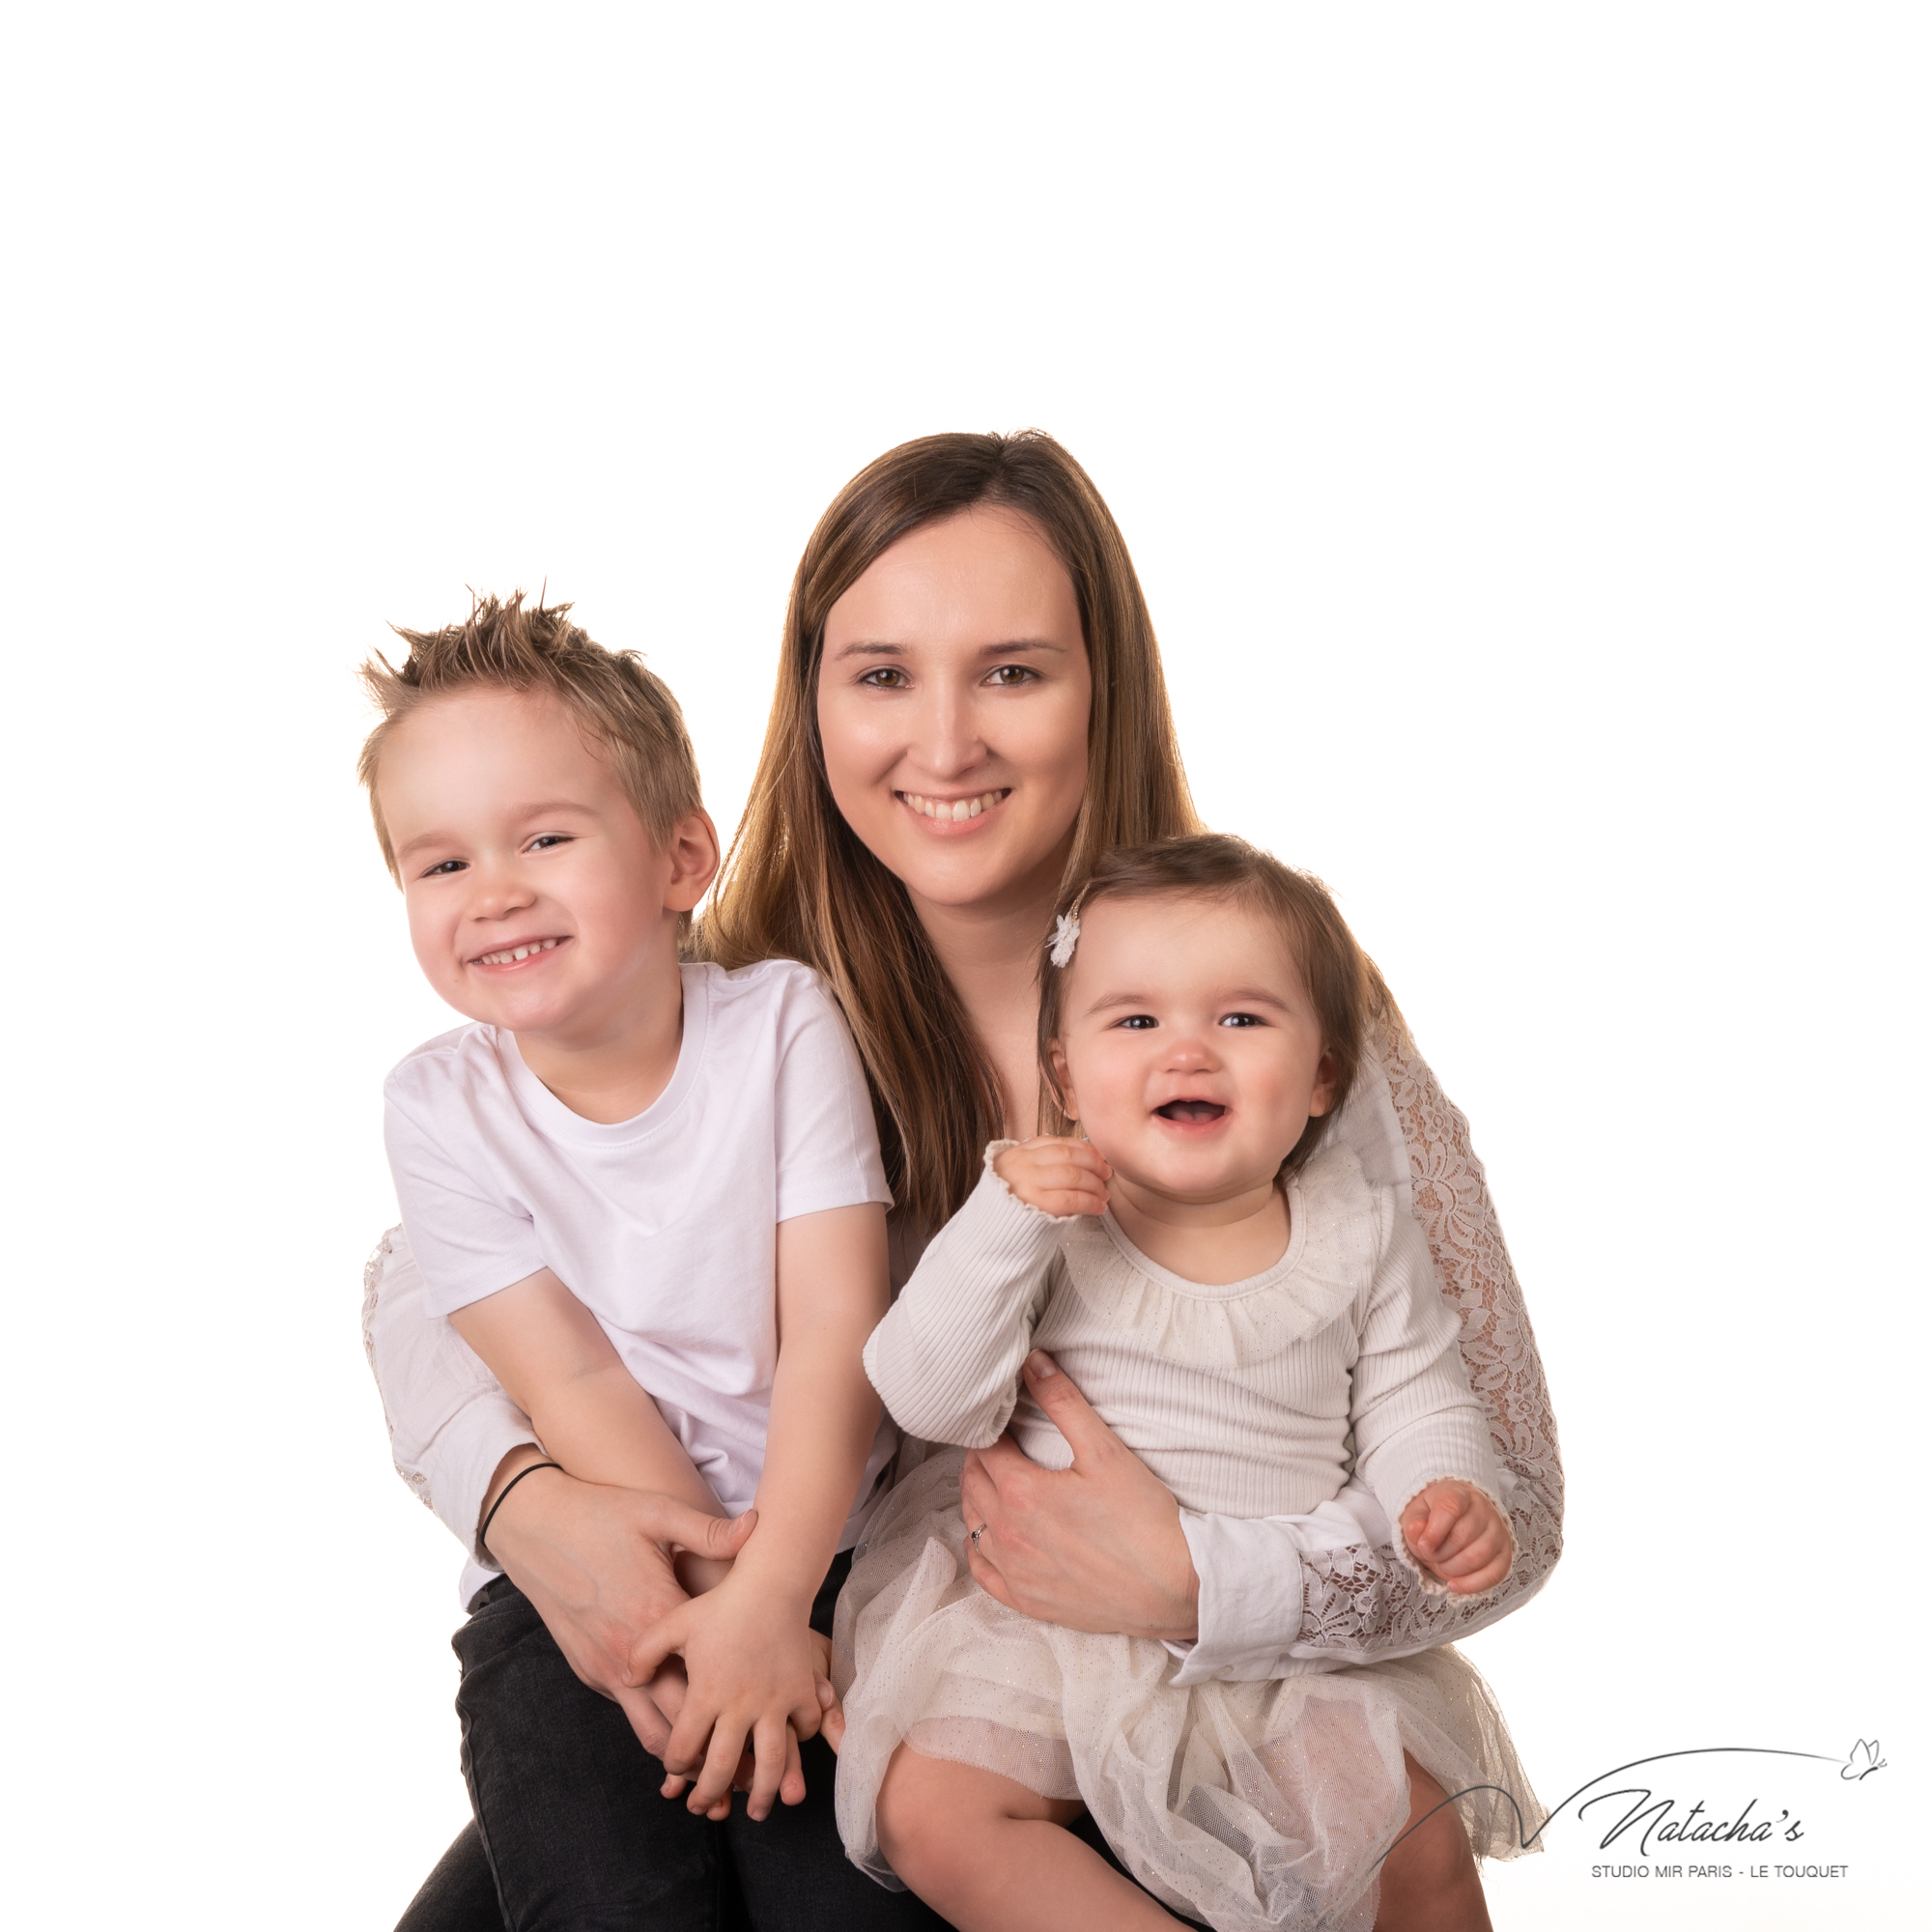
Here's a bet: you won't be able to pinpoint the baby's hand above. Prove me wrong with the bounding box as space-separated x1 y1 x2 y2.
1400 1481 1514 1594
993 1136 1112 1217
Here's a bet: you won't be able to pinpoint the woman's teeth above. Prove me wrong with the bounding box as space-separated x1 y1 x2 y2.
899 788 1009 822
476 939 560 966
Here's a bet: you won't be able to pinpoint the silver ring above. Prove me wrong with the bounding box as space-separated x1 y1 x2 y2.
969 1522 989 1547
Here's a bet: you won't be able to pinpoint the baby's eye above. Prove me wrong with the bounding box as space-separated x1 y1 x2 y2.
1219 1012 1264 1028
984 664 1038 688
421 859 467 877
1116 1013 1158 1030
858 667 910 690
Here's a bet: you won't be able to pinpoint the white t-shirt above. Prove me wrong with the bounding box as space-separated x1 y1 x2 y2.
384 958 897 1603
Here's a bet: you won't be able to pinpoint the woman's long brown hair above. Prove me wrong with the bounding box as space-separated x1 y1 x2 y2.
701 430 1200 1232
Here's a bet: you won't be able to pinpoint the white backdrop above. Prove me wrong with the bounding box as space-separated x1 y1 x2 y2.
4 6 1925 1926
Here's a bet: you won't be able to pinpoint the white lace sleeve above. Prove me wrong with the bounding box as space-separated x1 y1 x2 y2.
1293 1009 1563 1659
361 1224 537 1562
1178 1009 1563 1679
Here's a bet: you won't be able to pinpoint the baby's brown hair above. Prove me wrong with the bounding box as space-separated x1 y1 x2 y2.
1037 833 1385 1175
356 591 701 883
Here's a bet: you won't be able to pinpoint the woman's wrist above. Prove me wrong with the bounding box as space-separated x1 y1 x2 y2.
476 1440 553 1553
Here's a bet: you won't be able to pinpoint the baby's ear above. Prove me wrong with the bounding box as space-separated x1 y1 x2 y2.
1306 1048 1339 1119
1047 1040 1079 1124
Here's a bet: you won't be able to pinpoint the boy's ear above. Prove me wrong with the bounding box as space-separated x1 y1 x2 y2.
1048 1040 1079 1126
1306 1048 1338 1120
662 809 722 913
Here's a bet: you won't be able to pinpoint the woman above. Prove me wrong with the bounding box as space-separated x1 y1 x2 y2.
367 431 1562 1930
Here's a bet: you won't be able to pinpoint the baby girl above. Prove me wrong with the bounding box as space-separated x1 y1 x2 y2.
834 833 1537 1931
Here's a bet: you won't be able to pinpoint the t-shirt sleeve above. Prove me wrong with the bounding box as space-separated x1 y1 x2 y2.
384 1072 547 1319
769 972 894 1223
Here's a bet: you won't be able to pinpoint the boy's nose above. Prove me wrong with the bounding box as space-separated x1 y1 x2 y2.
469 866 536 921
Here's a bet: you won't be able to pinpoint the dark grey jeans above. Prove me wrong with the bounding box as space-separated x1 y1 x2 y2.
397 1552 946 1932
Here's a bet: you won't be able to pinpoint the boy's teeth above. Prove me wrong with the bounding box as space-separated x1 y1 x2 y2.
902 788 1007 821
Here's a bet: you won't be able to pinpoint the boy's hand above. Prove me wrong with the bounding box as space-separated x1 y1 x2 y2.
993 1137 1112 1218
1400 1480 1514 1594
627 1572 822 1821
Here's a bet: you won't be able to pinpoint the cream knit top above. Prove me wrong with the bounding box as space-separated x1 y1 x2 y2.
863 1141 1502 1587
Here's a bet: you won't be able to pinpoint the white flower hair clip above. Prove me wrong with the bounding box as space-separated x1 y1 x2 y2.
1048 909 1082 968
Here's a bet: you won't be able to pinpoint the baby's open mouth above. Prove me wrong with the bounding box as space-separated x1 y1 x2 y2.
1155 1100 1227 1122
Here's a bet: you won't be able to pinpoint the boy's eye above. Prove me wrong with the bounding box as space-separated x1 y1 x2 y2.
858 667 910 690
984 664 1037 688
421 859 467 877
1219 1012 1263 1028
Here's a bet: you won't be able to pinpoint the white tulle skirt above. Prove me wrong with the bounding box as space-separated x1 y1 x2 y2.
833 1451 1539 1932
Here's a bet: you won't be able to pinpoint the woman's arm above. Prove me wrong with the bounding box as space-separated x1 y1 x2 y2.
961 1012 1564 1676
361 1224 538 1556
362 1227 752 1753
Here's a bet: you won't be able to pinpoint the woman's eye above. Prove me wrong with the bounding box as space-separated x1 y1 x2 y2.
985 664 1037 688
858 667 910 690
1220 1012 1263 1028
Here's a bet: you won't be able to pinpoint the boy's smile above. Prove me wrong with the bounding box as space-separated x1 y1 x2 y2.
375 686 718 1114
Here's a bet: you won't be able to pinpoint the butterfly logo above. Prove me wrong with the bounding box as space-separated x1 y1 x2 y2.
1841 1739 1887 1781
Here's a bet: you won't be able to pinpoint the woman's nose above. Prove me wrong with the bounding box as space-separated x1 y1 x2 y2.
911 682 989 780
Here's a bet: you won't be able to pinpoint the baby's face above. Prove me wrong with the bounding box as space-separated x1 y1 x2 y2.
377 687 699 1044
1052 894 1335 1208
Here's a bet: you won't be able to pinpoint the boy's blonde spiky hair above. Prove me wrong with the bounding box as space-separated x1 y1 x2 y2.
356 591 702 882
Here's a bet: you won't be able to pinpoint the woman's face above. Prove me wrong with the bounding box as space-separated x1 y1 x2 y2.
816 506 1092 916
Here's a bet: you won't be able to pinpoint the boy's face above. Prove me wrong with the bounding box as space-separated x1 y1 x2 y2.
376 687 715 1045
1050 893 1336 1208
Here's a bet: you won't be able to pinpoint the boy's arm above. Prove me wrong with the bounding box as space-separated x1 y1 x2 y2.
629 1202 888 1821
448 1267 729 1537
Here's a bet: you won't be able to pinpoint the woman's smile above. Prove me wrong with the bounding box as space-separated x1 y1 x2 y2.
894 786 1012 828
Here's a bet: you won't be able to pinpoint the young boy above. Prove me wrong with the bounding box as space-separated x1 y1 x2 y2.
362 593 895 1842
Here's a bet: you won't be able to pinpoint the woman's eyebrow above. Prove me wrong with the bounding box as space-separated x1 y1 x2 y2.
826 637 1071 662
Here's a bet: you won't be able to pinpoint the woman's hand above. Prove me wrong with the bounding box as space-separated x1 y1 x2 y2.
959 1350 1201 1640
481 1452 755 1757
1400 1480 1514 1594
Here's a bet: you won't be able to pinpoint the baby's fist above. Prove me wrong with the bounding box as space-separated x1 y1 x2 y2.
1400 1480 1514 1595
992 1137 1112 1219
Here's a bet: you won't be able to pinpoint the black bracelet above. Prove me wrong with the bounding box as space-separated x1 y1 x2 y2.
479 1460 563 1562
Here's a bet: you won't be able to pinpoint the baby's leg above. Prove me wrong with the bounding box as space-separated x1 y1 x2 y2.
1372 1754 1491 1932
874 1746 1185 1932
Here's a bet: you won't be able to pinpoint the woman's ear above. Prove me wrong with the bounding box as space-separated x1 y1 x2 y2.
1048 1040 1079 1126
1306 1048 1338 1120
663 809 722 912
